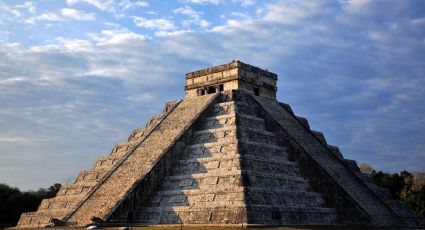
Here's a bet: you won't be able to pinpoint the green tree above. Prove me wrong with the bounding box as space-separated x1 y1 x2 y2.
372 170 409 199
0 183 61 226
402 185 425 216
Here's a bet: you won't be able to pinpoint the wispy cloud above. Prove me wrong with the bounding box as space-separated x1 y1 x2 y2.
183 0 223 5
173 6 210 28
133 16 176 31
61 8 96 20
66 0 114 12
15 1 37 14
118 0 149 10
25 12 63 24
233 0 256 7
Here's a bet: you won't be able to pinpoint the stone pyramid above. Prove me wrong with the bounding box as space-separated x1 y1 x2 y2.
17 61 424 228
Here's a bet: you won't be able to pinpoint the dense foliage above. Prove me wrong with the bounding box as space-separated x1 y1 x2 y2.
372 170 412 199
403 185 425 216
371 169 425 216
0 183 60 226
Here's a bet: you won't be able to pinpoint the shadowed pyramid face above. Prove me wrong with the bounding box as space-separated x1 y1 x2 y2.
185 60 278 99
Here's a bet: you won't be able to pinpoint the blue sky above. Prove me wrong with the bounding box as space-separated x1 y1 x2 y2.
0 0 424 190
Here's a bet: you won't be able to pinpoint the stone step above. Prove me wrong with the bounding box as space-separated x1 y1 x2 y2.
172 158 240 175
38 197 78 211
135 206 246 224
159 170 309 192
56 182 95 197
202 113 236 129
145 193 246 208
210 100 252 116
237 114 266 129
137 205 246 212
159 173 242 191
178 153 296 166
135 205 335 225
74 168 109 183
183 141 238 159
17 212 57 228
144 189 326 209
247 209 336 225
239 141 288 160
202 113 266 130
249 204 334 213
238 127 277 145
127 127 145 141
192 126 277 146
239 158 299 176
244 173 310 191
150 186 321 198
245 191 327 207
172 155 298 176
192 126 237 144
164 169 306 183
109 139 139 157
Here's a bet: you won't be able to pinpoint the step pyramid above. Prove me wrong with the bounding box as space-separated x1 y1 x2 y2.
17 60 424 228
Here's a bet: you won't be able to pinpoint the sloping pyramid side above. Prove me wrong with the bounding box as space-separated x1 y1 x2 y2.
121 91 337 225
16 101 181 228
252 93 424 227
16 94 216 228
64 94 217 226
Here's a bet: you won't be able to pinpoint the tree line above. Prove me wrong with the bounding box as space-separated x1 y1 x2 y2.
359 163 425 216
0 183 61 227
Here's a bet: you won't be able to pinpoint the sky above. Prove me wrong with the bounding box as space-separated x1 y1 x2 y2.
0 0 424 190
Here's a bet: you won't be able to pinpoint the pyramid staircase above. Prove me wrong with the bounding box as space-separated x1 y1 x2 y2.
120 92 337 225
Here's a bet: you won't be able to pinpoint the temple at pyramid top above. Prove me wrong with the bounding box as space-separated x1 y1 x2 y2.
185 60 277 99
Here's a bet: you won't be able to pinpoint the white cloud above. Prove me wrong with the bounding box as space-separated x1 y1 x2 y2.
133 17 176 31
230 12 251 20
25 12 63 24
66 0 115 12
155 30 192 37
56 37 94 52
173 6 211 28
119 0 149 11
262 1 322 24
184 0 223 4
15 1 37 14
65 0 149 15
97 30 146 45
61 8 96 20
0 2 22 17
233 0 256 7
